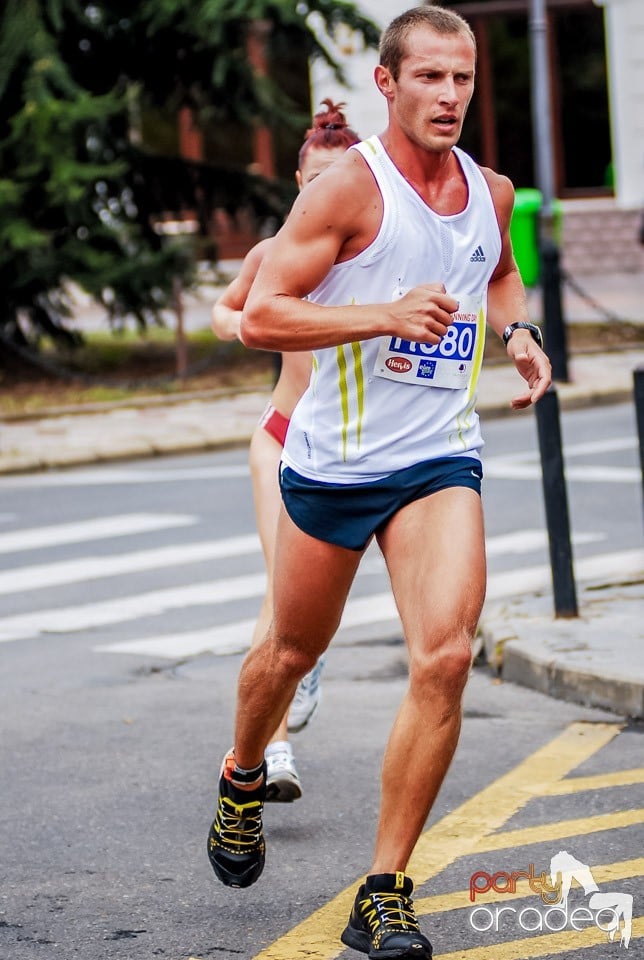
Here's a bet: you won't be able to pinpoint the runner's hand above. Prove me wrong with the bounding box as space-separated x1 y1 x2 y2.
389 284 459 344
507 335 552 409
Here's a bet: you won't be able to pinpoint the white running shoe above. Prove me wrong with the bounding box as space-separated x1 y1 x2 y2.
265 741 302 803
288 656 325 733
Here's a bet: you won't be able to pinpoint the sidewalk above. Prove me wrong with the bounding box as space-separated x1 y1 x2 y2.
1 341 642 719
0 349 640 474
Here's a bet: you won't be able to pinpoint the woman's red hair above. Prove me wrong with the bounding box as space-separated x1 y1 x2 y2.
298 99 360 168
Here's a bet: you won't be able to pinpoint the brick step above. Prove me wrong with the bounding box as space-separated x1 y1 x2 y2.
560 202 644 276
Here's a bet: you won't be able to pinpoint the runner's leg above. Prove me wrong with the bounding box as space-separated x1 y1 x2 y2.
248 425 292 743
371 485 486 871
233 506 364 770
248 424 281 646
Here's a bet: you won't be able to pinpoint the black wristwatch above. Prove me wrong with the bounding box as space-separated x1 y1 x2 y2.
502 321 543 349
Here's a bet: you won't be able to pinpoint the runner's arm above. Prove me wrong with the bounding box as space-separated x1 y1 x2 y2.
241 152 459 352
484 170 552 408
211 239 272 341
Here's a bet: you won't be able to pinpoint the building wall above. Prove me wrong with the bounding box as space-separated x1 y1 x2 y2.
597 0 644 209
561 199 644 275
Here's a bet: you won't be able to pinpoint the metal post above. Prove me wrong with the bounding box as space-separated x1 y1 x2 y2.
528 0 555 213
535 386 578 617
528 0 570 382
634 367 644 519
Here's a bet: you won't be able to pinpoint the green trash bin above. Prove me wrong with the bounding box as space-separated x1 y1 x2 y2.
510 188 563 288
510 188 542 287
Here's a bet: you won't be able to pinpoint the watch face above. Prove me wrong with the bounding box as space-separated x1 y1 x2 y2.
504 322 542 348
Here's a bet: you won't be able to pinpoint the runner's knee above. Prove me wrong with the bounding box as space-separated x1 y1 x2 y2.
270 635 321 682
409 632 473 700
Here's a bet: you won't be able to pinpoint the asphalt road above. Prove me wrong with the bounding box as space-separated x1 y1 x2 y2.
0 403 642 960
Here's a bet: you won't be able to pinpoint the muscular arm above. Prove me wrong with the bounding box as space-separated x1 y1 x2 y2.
211 239 272 341
211 235 312 415
484 169 552 408
241 151 458 352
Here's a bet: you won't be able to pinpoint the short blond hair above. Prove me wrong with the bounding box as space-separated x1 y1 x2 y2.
379 5 476 81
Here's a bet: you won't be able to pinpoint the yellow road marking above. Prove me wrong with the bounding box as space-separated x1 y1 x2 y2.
406 723 621 882
544 768 644 794
472 808 644 854
437 915 643 960
251 723 621 960
414 857 644 915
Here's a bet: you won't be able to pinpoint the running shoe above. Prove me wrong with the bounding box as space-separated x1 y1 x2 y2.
207 753 266 888
341 873 433 959
265 741 302 802
287 655 325 733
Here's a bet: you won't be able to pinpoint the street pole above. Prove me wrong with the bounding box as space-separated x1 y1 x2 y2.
528 0 570 382
634 367 644 527
535 386 578 618
529 0 577 616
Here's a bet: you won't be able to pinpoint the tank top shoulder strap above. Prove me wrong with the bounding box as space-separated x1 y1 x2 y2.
452 147 497 217
348 136 400 265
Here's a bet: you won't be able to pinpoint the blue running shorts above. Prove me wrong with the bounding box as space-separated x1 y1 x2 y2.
279 456 483 551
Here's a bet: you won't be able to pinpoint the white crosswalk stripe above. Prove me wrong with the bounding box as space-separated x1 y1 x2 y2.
485 436 639 483
0 513 195 554
0 574 266 643
485 462 639 482
0 532 260 595
484 530 603 555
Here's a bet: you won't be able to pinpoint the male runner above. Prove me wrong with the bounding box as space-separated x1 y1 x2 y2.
207 7 551 958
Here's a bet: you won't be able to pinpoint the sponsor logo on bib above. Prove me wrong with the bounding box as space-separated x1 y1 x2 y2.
386 356 413 374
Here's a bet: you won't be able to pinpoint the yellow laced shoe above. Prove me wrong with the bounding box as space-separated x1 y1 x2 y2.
341 872 433 958
207 753 266 888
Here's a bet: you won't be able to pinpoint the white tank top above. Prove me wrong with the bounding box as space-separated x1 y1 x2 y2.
281 136 502 484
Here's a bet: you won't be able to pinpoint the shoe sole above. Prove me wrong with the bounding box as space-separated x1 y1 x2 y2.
341 925 432 959
265 777 303 803
207 826 265 888
340 926 370 955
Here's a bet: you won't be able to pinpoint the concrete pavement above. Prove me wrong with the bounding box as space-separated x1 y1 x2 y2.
1 330 643 720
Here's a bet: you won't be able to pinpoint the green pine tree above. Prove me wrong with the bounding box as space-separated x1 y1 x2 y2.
0 0 379 356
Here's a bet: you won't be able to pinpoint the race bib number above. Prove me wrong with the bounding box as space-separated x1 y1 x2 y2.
374 293 484 389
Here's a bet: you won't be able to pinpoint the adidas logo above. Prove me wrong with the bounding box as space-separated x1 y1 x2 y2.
470 245 486 262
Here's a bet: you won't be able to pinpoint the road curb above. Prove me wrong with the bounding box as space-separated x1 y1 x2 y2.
479 578 644 719
501 642 644 718
0 434 253 476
